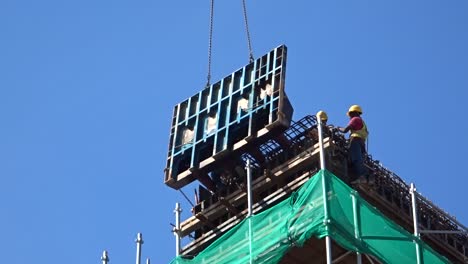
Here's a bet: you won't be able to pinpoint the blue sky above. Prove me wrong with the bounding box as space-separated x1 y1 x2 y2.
1 1 467 263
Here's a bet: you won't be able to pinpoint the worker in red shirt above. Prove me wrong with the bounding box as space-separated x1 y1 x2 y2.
338 105 369 183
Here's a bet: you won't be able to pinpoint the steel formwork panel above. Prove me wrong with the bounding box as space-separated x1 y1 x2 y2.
165 45 293 189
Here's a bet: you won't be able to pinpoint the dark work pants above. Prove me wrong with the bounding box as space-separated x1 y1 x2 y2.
349 138 366 180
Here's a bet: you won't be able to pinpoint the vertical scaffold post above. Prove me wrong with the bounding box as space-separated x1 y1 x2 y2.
101 250 109 264
410 183 423 264
246 159 253 264
246 159 253 217
317 113 326 170
351 192 362 264
135 233 144 264
146 258 151 264
174 202 182 256
317 112 332 264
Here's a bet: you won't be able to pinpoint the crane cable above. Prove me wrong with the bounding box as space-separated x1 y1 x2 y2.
206 0 255 87
241 0 255 63
206 0 215 87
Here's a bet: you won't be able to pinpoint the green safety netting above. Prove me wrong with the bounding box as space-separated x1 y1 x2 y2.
170 170 449 264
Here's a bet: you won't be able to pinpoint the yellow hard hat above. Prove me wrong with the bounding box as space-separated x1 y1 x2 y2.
317 110 328 121
347 105 363 116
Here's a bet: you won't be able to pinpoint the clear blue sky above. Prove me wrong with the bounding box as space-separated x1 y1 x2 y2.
1 1 467 263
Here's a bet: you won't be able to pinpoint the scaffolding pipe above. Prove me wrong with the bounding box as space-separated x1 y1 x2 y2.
410 183 423 264
325 232 333 263
352 193 362 264
331 251 352 263
246 159 253 264
146 258 150 264
174 202 182 256
248 218 253 264
317 113 332 264
135 233 144 264
356 251 362 263
246 159 253 217
101 250 109 264
317 113 326 170
420 230 466 234
365 254 376 264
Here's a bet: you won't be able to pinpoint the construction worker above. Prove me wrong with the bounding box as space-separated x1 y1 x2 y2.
317 110 328 124
338 105 369 183
309 110 329 142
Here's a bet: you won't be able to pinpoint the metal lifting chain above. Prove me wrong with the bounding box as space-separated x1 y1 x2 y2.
206 0 215 87
206 0 254 87
241 0 254 63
